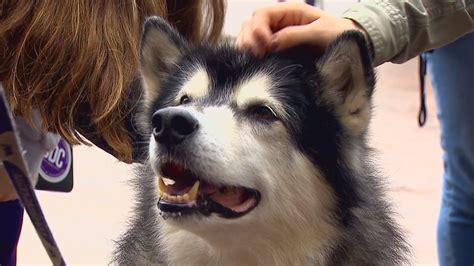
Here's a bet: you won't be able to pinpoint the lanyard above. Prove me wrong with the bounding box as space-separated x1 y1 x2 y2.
0 87 66 265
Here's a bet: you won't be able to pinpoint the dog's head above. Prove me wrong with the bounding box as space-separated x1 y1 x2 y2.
140 17 374 239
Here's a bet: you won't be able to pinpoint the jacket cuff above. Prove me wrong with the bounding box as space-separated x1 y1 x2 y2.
342 0 408 66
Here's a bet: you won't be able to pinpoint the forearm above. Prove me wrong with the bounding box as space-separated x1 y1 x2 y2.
343 0 474 66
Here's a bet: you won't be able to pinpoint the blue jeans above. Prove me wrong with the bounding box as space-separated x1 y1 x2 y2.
426 33 474 266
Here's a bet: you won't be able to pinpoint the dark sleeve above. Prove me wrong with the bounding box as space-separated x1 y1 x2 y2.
75 79 148 164
0 200 24 266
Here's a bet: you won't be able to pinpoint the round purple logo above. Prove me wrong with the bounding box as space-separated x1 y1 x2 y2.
39 138 71 183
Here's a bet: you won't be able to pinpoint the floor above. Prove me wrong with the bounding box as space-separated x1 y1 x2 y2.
17 2 443 265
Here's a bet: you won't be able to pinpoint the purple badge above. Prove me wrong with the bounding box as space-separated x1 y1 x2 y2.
39 138 72 183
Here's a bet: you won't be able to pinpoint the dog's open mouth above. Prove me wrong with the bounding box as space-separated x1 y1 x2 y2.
157 161 261 219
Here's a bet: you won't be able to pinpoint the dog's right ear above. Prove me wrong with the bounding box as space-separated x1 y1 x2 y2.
140 16 188 100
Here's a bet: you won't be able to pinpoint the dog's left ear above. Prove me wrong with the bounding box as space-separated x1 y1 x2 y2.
317 31 375 136
140 16 188 101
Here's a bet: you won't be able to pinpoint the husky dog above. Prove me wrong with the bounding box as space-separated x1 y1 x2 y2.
114 17 408 265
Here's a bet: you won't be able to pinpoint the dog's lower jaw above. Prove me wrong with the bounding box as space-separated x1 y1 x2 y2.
156 153 342 265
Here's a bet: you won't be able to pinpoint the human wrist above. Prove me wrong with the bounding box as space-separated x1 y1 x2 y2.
0 170 18 201
0 189 18 202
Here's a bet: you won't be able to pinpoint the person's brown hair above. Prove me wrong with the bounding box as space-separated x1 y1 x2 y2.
0 0 225 163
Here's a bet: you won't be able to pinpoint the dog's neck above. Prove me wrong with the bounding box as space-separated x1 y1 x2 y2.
159 216 338 265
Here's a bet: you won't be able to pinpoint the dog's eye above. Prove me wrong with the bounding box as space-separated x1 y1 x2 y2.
249 105 277 121
179 95 191 105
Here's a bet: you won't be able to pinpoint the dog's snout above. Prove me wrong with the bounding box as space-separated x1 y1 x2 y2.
152 108 198 145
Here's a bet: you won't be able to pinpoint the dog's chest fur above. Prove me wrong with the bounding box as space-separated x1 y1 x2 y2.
161 225 329 265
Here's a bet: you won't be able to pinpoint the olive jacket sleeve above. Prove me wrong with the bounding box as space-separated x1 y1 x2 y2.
343 0 474 66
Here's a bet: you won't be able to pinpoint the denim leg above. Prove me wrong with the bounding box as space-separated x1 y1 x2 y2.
426 33 474 266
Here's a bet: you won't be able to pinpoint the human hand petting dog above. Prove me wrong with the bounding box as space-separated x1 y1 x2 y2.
236 2 368 56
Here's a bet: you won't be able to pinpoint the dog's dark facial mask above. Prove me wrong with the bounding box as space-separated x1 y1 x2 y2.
140 16 374 221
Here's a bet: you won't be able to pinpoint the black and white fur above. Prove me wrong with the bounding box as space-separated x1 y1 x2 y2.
113 17 409 265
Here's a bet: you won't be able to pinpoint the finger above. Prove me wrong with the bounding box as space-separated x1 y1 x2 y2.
236 21 251 49
238 3 326 57
249 14 273 54
237 21 259 53
237 21 271 57
253 2 323 31
272 24 321 52
236 25 263 56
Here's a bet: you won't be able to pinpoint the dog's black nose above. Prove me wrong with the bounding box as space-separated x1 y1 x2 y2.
152 108 199 145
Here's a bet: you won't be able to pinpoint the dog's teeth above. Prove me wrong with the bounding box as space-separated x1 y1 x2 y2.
183 193 190 201
158 181 198 203
158 177 167 193
187 181 200 201
162 177 175 186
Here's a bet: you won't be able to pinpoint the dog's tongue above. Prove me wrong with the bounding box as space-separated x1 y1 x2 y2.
208 188 246 211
